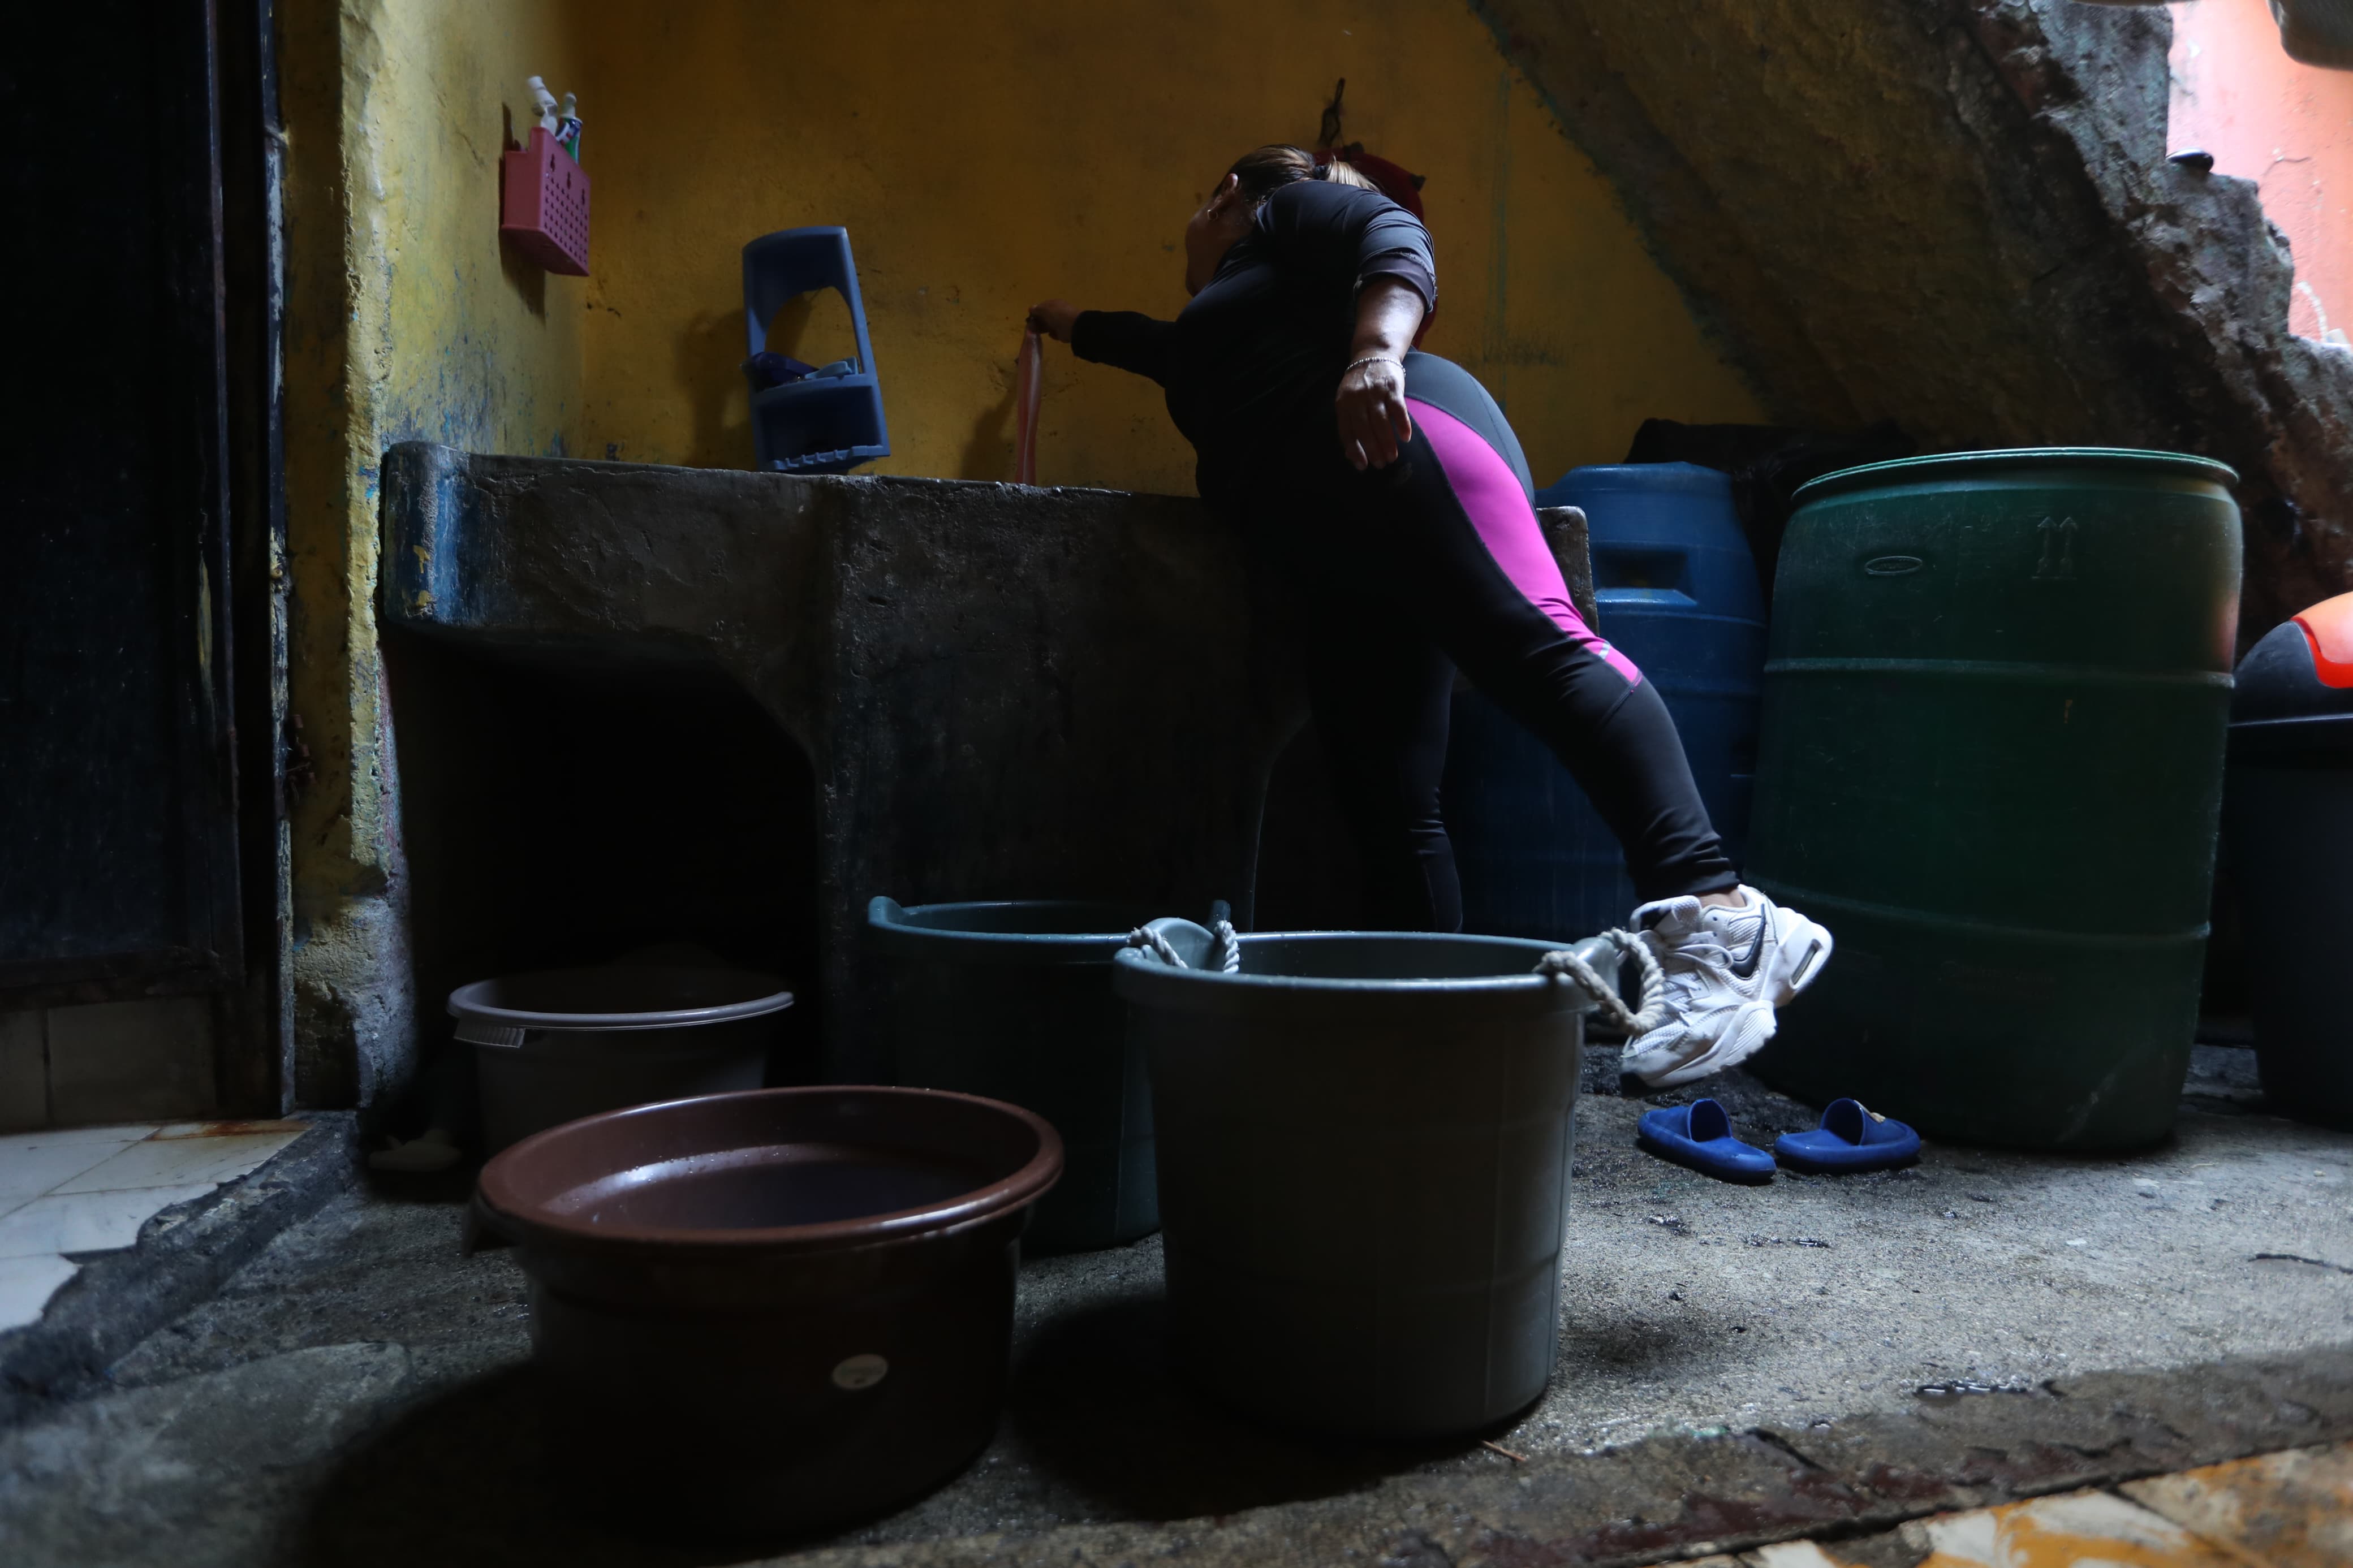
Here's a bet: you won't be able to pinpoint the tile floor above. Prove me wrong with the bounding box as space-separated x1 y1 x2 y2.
0 1120 308 1332
1674 1439 2353 1566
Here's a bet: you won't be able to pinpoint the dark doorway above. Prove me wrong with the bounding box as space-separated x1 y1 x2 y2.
0 3 286 1127
383 636 822 1138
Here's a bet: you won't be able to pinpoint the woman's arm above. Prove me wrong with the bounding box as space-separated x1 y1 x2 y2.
1029 300 1175 386
1257 184 1435 470
1335 278 1425 470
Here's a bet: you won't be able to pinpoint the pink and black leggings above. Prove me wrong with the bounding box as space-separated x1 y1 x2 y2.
1235 398 1739 932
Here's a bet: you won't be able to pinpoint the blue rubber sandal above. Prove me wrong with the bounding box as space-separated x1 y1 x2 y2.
1774 1099 1921 1173
1636 1098 1775 1184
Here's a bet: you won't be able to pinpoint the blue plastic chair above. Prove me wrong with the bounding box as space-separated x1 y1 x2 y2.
741 227 890 474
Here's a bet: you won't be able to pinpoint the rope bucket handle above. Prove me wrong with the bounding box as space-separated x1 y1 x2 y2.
1126 906 1660 1030
1533 928 1666 1035
1125 900 1242 973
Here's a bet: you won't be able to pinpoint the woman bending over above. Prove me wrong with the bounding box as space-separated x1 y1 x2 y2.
1029 146 1831 1086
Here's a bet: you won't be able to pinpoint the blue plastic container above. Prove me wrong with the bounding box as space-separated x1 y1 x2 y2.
1442 463 1764 938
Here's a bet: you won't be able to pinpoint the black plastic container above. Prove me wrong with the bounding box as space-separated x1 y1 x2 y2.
472 1086 1061 1536
868 897 1159 1251
2227 591 2353 1124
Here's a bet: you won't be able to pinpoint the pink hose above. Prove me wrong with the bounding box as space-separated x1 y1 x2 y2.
1015 329 1044 485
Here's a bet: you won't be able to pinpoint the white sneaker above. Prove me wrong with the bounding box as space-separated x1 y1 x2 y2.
1621 884 1834 1089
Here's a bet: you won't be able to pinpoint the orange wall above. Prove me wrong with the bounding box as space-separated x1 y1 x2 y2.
2171 0 2353 344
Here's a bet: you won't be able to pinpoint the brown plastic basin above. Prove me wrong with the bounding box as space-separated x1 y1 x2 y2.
473 1086 1062 1537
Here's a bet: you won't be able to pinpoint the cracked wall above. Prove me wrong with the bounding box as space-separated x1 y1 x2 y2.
1477 0 2353 640
2170 0 2353 347
279 0 586 1109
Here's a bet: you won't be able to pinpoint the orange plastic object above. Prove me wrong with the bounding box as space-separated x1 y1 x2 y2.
1014 329 1043 485
500 128 590 277
2293 591 2353 688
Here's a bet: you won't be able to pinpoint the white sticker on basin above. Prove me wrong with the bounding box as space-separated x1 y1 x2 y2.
831 1354 889 1390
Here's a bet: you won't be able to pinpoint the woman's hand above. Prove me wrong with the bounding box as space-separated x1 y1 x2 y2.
1337 355 1412 470
1027 300 1081 342
1338 278 1426 470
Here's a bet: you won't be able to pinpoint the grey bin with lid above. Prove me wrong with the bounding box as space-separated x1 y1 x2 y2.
2226 593 2353 1126
450 966 795 1152
867 897 1161 1252
1114 922 1614 1439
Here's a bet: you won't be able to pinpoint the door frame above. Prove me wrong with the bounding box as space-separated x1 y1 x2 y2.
0 0 289 1117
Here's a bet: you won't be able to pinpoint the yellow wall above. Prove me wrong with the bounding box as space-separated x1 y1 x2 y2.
570 0 1764 494
280 0 587 1100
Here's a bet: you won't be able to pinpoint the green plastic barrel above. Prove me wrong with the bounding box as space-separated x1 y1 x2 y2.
1747 449 2240 1151
867 898 1159 1252
1115 923 1610 1439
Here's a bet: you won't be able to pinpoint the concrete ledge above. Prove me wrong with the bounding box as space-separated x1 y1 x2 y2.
768 1346 2353 1567
0 1116 355 1426
380 446 1294 1083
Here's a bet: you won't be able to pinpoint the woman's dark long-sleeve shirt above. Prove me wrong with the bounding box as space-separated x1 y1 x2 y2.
1071 179 1437 499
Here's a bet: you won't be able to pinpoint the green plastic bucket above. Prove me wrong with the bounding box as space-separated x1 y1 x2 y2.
1748 448 2240 1150
868 897 1160 1252
1114 923 1612 1439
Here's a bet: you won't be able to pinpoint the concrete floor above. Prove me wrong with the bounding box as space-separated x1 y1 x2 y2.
2 1048 2350 1566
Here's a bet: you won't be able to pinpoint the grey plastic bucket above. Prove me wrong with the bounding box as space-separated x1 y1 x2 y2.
867 897 1158 1251
450 966 795 1152
1113 922 1610 1439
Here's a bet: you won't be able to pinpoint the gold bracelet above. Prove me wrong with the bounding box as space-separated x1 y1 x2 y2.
1344 355 1404 377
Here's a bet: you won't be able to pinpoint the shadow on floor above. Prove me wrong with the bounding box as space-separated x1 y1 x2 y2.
282 1366 822 1568
286 1281 1520 1561
1555 1298 1726 1379
1001 1289 1479 1520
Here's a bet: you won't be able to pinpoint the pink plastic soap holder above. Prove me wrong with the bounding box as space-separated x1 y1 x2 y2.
501 127 590 277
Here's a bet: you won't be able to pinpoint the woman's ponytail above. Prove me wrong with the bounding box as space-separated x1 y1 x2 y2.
1225 144 1386 206
1225 145 1318 202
